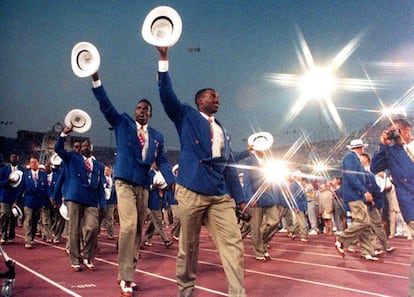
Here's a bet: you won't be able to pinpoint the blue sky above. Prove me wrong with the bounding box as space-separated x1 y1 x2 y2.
1 1 414 151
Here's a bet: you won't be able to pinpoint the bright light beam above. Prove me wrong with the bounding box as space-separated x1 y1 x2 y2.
265 29 378 132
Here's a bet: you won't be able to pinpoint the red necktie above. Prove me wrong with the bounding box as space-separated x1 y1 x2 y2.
85 159 92 172
138 127 145 147
33 172 38 187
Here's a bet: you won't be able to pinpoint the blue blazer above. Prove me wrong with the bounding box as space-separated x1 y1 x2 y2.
365 171 384 210
0 164 25 204
52 166 66 206
16 170 49 209
371 143 414 221
242 156 280 207
341 151 369 203
92 85 174 189
54 137 106 209
48 168 63 206
158 71 245 203
288 180 308 212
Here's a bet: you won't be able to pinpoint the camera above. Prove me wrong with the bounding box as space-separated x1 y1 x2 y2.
235 206 251 223
387 129 401 140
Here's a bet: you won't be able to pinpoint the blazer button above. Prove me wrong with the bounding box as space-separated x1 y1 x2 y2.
403 178 408 183
195 139 199 144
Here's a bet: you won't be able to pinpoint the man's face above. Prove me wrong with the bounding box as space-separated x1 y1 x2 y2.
73 142 81 153
389 123 412 145
10 154 18 166
135 101 152 126
29 158 39 171
359 155 369 167
81 141 92 158
197 89 220 116
104 166 112 176
353 146 364 155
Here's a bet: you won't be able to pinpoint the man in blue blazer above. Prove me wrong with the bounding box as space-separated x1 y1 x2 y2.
90 71 174 296
335 139 377 261
371 118 414 296
16 156 49 249
54 130 106 272
156 47 247 297
0 153 24 244
242 151 281 262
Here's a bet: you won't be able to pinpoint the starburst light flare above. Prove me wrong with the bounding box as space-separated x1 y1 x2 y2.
266 29 376 132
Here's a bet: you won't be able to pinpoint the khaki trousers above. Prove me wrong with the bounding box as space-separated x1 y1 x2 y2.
145 209 169 242
23 207 35 245
262 205 287 245
175 184 246 297
251 205 280 257
368 207 390 250
40 207 52 241
0 202 11 241
339 200 374 256
116 180 148 282
170 204 181 238
67 201 99 265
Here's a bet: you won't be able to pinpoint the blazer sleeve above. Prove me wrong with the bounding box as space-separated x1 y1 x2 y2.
343 153 368 195
158 71 186 125
92 85 122 127
54 136 71 162
371 144 389 174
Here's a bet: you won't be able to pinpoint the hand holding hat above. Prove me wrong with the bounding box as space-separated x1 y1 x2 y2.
71 42 100 78
64 109 92 134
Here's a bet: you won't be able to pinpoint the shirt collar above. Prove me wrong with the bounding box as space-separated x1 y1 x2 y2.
200 112 214 122
136 122 148 131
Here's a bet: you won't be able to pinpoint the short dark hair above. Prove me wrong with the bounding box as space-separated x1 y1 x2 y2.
137 98 152 114
360 152 371 162
194 88 215 106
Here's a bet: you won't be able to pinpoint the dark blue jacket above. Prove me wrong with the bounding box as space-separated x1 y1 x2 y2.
54 137 106 209
92 85 174 189
371 143 414 221
0 164 25 204
158 71 245 203
16 170 49 209
342 151 369 203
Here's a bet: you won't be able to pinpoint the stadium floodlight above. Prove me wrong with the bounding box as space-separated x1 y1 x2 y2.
300 66 338 101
